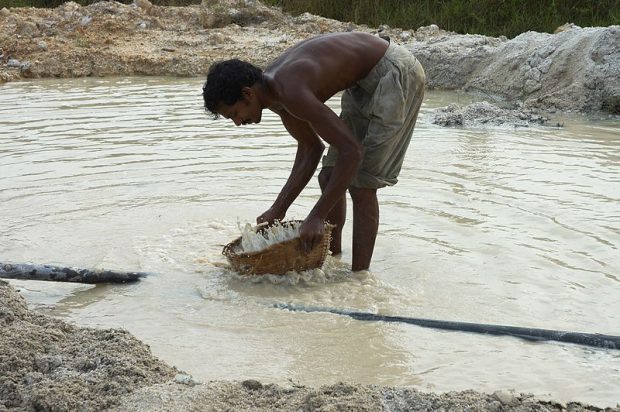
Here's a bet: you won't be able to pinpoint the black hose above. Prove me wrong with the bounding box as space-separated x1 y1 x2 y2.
273 303 620 350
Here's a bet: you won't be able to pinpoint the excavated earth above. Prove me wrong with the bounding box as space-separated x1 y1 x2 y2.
1 0 619 118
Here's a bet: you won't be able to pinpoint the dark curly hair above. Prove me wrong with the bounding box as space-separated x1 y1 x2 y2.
202 59 264 118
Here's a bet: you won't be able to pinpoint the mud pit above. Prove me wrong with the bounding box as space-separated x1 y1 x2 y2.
1 1 619 410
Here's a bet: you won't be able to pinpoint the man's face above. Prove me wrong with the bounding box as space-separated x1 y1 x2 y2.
217 87 262 126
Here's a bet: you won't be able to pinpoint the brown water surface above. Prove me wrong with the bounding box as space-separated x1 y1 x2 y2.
1 77 619 407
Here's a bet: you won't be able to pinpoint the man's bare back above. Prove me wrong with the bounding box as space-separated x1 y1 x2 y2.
265 32 389 104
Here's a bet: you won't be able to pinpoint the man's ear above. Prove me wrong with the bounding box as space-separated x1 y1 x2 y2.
241 87 254 101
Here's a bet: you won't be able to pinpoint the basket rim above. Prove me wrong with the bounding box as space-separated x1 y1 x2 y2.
222 220 334 258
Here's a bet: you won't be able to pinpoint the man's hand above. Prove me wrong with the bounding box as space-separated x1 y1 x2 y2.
299 215 325 254
257 207 285 225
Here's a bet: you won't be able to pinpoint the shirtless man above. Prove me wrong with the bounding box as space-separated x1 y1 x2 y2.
203 32 425 271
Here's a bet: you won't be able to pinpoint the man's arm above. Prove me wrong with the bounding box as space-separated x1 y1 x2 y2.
283 89 363 250
286 90 363 218
257 110 325 224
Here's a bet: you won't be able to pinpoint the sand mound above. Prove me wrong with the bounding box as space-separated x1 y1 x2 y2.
112 380 602 412
432 101 552 127
0 280 176 411
410 25 620 113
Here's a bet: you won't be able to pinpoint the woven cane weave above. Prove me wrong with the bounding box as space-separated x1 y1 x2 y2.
222 221 333 275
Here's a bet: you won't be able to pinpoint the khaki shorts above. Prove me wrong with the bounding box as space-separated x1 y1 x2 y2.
322 42 425 189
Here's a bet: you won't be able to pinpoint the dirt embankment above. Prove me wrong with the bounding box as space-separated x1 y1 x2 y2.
0 0 348 80
1 0 619 114
410 24 620 114
0 280 176 411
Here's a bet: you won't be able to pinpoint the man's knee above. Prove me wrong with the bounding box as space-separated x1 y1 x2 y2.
349 186 377 203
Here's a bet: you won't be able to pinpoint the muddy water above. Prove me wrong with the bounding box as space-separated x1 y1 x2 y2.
1 77 619 407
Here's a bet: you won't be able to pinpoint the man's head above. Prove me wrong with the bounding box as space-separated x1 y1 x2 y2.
202 59 264 126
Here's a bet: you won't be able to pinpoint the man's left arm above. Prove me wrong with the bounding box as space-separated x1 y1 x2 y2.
257 111 325 224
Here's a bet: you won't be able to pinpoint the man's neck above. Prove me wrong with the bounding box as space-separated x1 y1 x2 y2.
256 75 280 111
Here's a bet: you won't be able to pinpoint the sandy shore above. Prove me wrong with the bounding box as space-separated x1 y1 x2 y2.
1 1 619 410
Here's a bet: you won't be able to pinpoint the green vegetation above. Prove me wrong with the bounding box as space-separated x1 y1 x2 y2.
0 0 199 7
265 0 620 37
1 0 618 38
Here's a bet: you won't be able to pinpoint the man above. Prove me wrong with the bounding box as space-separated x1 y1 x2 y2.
203 32 425 271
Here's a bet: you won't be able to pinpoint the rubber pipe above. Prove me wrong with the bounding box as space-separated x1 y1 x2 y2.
274 303 620 350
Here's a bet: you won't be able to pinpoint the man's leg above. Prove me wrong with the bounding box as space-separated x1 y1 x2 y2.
349 186 379 271
318 167 346 255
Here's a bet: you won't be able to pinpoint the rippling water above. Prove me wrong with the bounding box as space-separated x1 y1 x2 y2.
1 77 619 407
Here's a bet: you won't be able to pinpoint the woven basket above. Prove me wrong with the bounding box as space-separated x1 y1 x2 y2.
222 220 333 275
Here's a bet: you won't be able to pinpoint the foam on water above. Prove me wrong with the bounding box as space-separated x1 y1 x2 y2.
235 220 302 254
224 255 357 286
